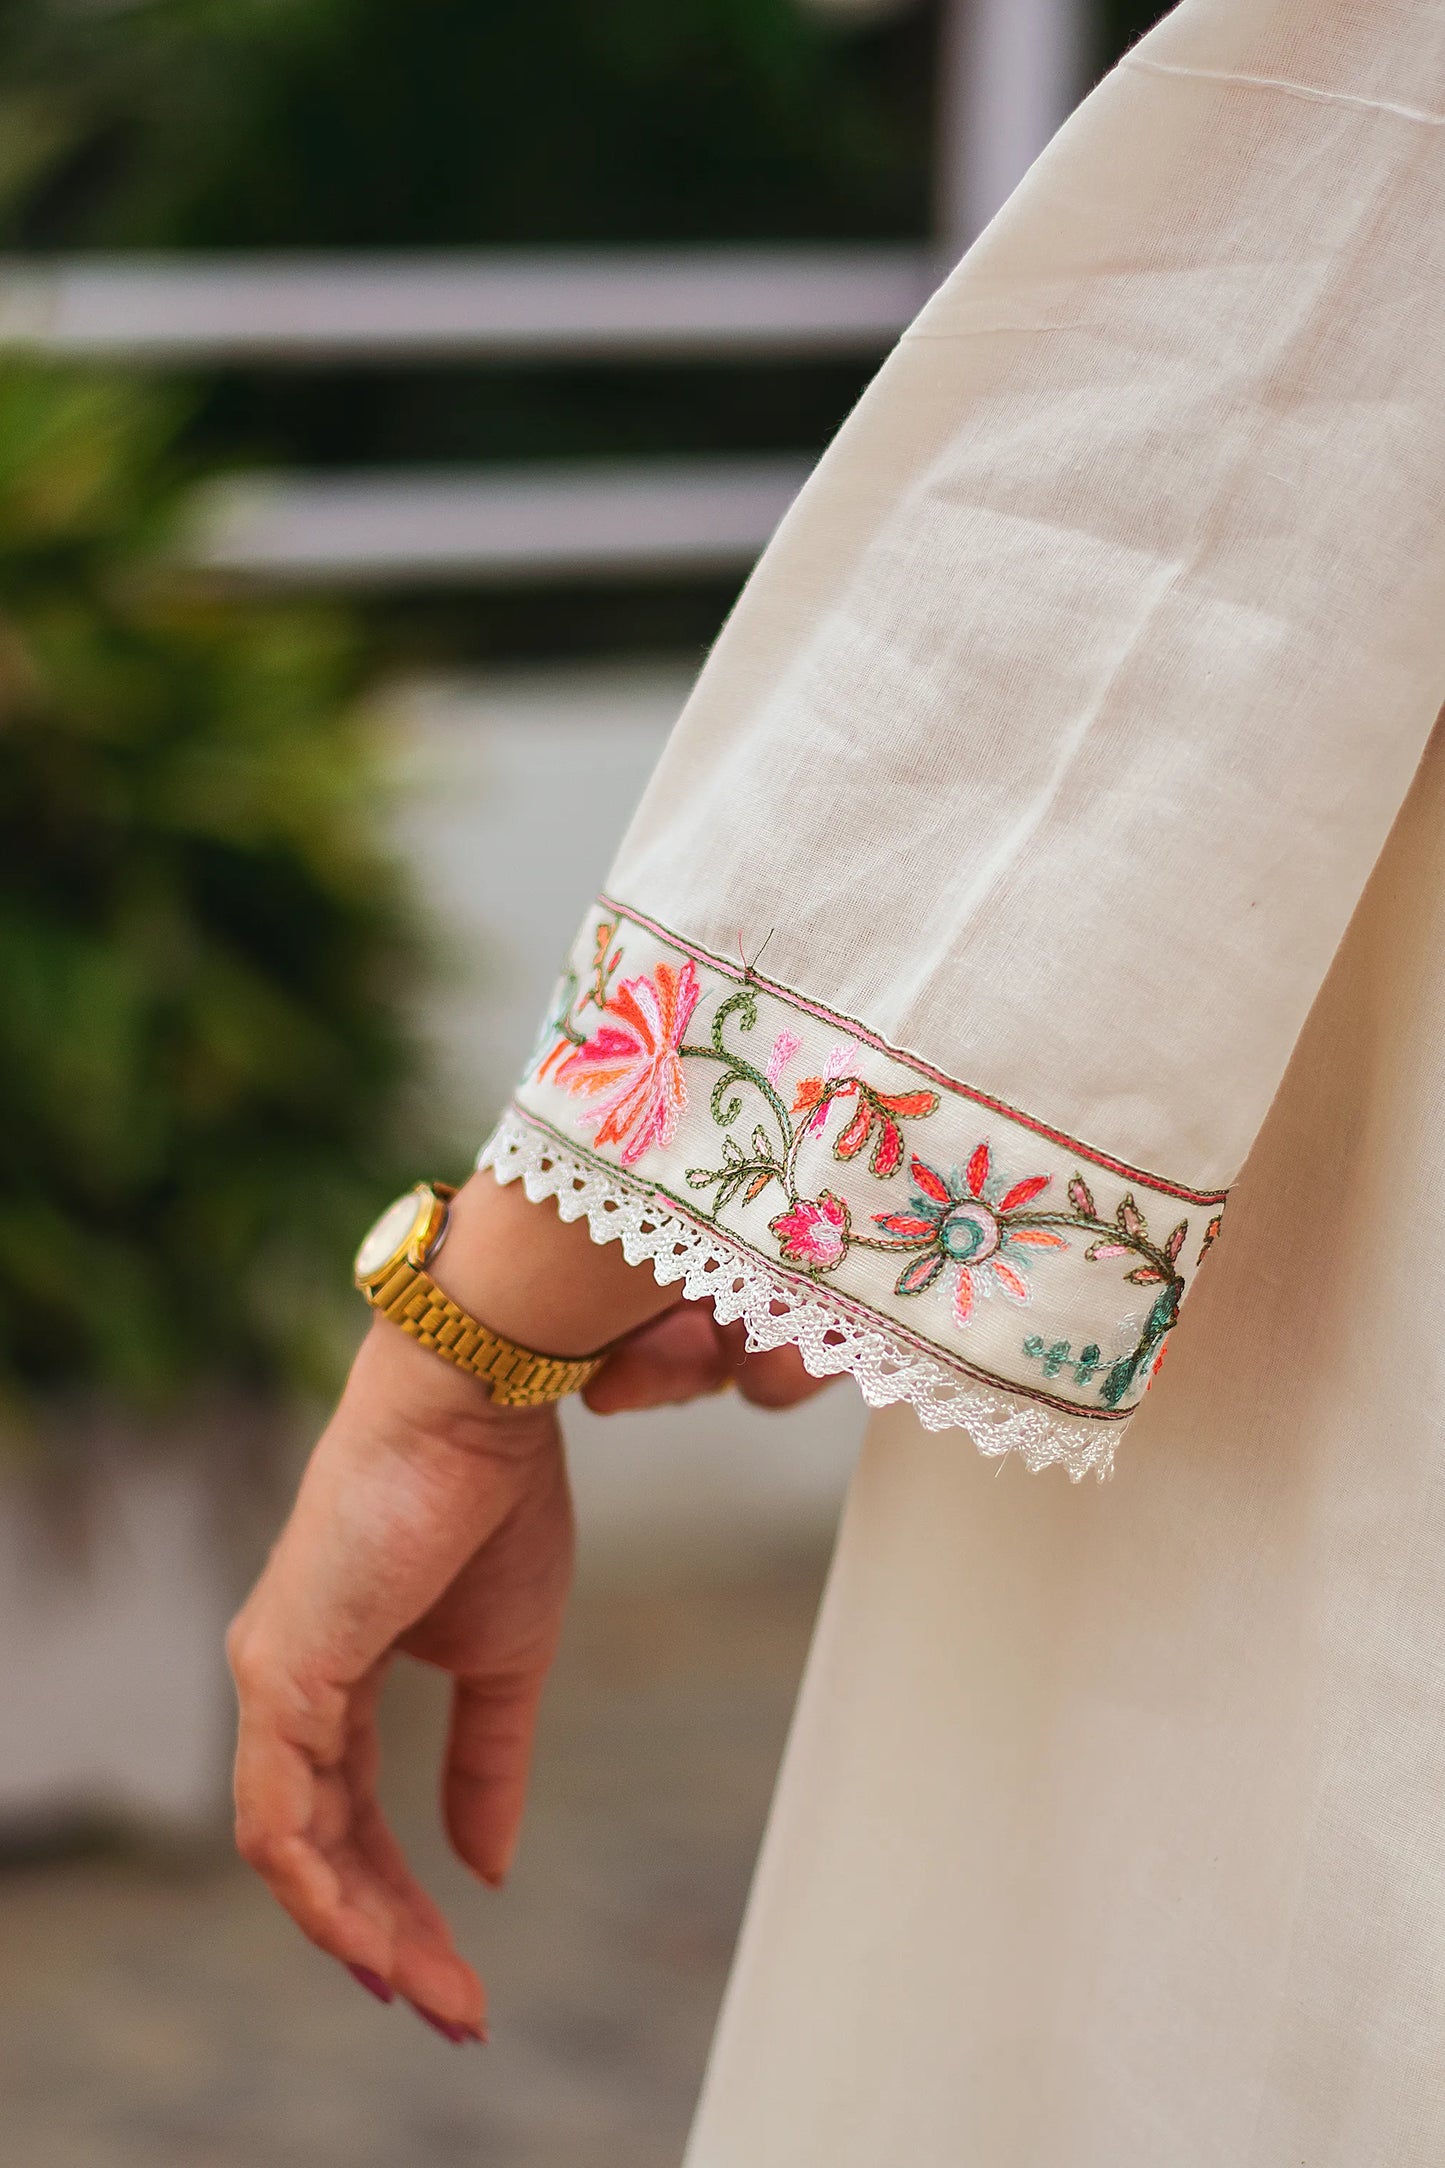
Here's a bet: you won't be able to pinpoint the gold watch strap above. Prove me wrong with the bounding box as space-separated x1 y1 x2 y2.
370 1261 606 1407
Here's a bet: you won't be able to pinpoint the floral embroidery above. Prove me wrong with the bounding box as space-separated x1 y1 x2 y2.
519 903 1227 1423
770 1190 850 1269
1197 1211 1223 1267
547 953 700 1167
764 1028 803 1086
792 1066 937 1178
1013 1173 1190 1405
1022 1335 1106 1387
874 1146 1068 1323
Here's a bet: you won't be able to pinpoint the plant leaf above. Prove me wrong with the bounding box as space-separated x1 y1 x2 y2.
833 1102 872 1159
870 1114 903 1179
874 1088 938 1118
894 1251 945 1297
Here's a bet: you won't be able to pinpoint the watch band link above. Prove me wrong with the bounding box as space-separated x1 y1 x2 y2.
372 1263 605 1406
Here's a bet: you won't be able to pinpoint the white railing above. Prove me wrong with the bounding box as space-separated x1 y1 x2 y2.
0 247 933 364
189 457 814 583
0 0 1090 585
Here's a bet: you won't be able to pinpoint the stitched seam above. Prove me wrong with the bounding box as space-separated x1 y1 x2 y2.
1125 55 1445 129
598 892 1229 1206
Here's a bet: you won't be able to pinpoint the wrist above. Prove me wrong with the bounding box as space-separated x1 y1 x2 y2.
355 1312 560 1461
428 1167 679 1358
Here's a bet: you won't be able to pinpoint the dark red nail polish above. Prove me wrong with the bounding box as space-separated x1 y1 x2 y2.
414 2005 484 2044
347 1964 394 2005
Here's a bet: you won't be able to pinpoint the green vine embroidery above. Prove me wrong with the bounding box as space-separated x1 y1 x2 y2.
1023 1336 1104 1387
531 919 1201 1411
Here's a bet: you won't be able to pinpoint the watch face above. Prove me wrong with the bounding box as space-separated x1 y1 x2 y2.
354 1189 427 1281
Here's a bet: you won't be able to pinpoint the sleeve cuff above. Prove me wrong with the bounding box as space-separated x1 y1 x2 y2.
478 899 1227 1480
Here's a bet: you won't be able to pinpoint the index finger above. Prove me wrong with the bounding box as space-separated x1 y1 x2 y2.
231 1657 486 2036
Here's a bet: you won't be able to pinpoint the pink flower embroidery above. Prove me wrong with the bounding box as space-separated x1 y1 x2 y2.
764 1027 803 1087
794 1043 856 1135
770 1191 850 1270
554 959 701 1166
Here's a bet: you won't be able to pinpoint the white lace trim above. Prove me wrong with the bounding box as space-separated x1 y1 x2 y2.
479 1108 1126 1481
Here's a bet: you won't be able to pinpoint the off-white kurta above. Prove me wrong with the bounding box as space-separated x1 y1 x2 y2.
482 0 1445 2153
683 732 1445 2161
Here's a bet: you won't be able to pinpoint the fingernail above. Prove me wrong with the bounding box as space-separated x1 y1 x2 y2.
414 2005 486 2045
347 1964 394 2005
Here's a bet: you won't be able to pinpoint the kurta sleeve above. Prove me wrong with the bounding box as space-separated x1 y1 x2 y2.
479 0 1445 1478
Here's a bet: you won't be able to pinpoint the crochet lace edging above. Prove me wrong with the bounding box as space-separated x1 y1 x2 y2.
478 1109 1125 1481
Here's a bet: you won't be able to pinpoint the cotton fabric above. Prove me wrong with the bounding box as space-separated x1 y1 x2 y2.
682 707 1445 2167
482 0 1445 2152
610 0 1445 1192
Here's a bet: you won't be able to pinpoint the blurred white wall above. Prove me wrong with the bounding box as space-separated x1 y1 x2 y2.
385 664 864 1575
936 0 1090 255
0 1450 233 1829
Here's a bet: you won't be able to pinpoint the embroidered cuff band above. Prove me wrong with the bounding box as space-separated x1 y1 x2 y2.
479 899 1227 1479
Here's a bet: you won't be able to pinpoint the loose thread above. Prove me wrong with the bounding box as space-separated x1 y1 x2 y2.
738 926 776 979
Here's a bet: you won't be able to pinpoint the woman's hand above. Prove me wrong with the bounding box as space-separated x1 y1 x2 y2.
227 1168 832 2041
582 1300 836 1414
228 1316 572 2043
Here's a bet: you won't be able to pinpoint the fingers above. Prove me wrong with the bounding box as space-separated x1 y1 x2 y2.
227 1348 564 2032
443 1669 550 1889
583 1302 839 1412
723 1327 837 1410
231 1662 392 1969
346 1794 486 2032
336 1685 485 2023
583 1300 730 1410
417 1448 573 1890
229 1641 486 2036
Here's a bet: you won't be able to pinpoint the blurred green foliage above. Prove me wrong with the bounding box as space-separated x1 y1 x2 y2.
2 0 936 251
0 364 421 1435
0 0 1166 254
0 0 1170 672
0 0 945 664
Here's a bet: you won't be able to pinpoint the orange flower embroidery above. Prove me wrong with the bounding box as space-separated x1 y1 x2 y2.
554 959 701 1166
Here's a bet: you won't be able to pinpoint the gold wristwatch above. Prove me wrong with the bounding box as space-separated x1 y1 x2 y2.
353 1181 607 1407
